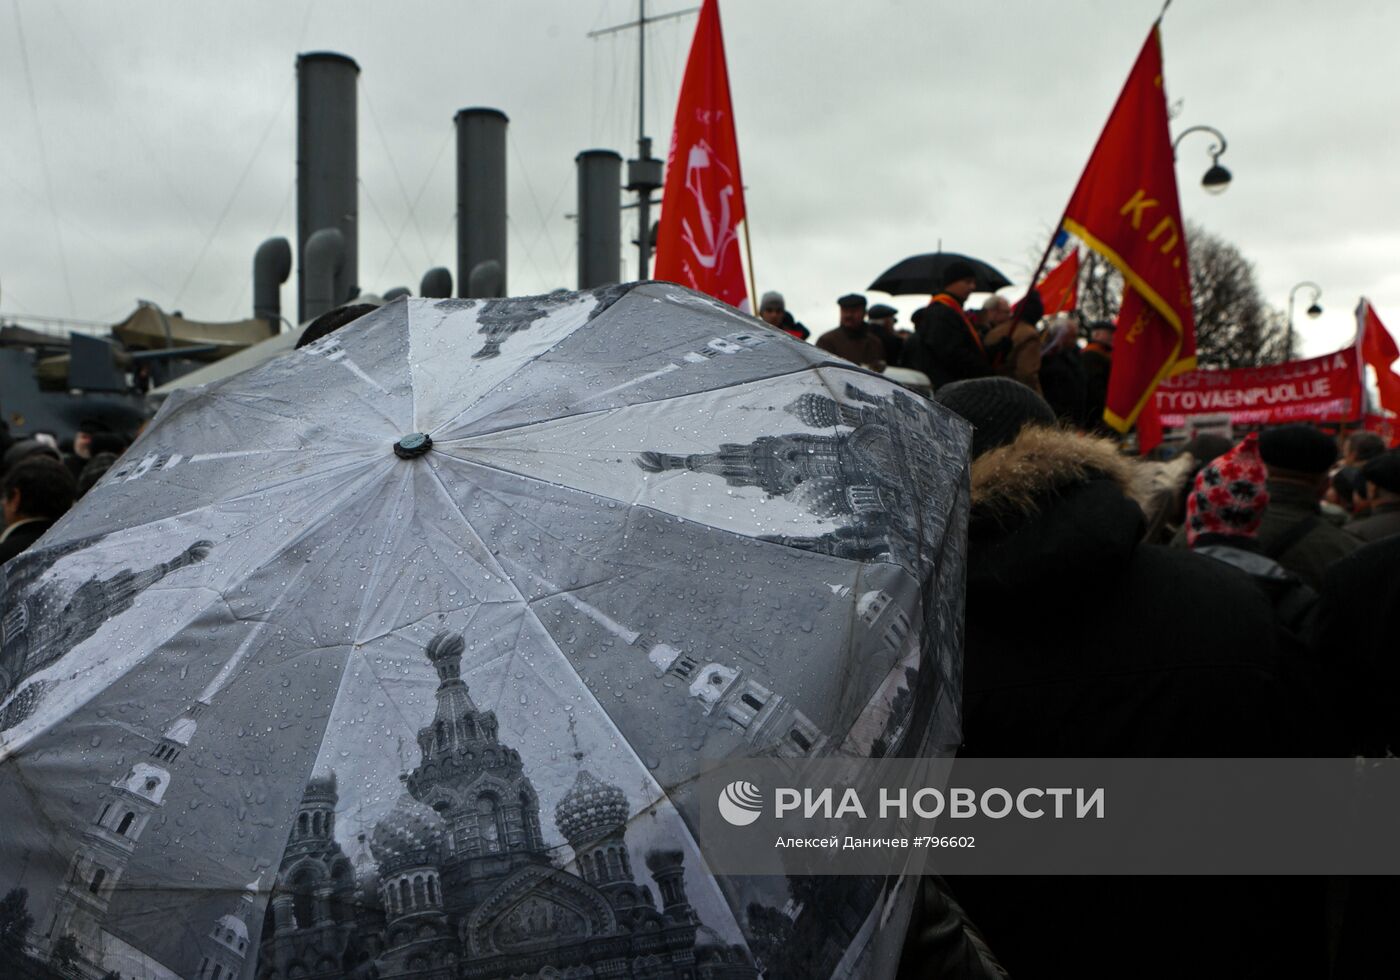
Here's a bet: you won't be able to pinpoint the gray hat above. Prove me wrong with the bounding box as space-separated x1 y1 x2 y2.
759 291 785 310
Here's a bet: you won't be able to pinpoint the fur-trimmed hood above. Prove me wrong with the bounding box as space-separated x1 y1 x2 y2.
970 425 1140 522
965 425 1151 601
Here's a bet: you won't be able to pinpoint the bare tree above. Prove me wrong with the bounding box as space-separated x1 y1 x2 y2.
1057 222 1290 368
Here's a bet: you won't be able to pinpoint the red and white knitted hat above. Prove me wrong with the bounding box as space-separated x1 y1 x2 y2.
1186 433 1270 546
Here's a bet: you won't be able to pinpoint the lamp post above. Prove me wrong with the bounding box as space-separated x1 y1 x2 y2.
1171 125 1232 194
1285 281 1323 361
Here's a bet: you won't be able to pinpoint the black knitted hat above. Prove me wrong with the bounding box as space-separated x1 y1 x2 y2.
941 261 977 288
936 377 1058 460
1258 424 1338 474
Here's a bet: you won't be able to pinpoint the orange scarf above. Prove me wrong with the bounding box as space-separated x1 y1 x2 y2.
929 293 984 353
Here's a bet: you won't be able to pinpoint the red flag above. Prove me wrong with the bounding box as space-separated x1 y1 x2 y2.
1059 25 1196 432
1035 250 1080 315
1358 298 1400 417
653 0 749 311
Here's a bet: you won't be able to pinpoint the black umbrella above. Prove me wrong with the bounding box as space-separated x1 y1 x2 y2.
869 252 1012 295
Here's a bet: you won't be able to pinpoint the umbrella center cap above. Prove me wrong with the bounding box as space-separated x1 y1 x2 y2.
394 432 432 459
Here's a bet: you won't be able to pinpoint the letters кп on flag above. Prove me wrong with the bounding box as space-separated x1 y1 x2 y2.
1060 25 1197 431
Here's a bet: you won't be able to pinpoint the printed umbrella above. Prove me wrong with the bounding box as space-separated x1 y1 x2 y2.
0 283 970 980
868 252 1012 296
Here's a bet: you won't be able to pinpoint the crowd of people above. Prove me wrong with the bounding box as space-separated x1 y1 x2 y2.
0 420 130 564
3 286 1400 979
897 377 1399 977
758 261 1118 430
753 270 1400 977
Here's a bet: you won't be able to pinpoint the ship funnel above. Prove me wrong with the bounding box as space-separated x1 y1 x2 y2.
455 108 508 298
297 52 359 322
576 150 622 289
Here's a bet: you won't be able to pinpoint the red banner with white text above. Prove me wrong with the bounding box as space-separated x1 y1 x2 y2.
1155 348 1364 427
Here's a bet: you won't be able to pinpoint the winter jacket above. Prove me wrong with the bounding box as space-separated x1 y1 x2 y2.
0 518 55 566
901 296 1006 390
958 427 1304 757
1308 535 1400 756
1192 535 1319 636
928 427 1324 979
815 325 887 369
1345 501 1400 544
1081 342 1111 429
1036 345 1089 426
1257 479 1361 589
1001 323 1042 394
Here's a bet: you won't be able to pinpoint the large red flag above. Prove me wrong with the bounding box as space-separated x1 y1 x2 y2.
1358 298 1400 417
1060 25 1196 432
653 0 749 311
1035 250 1080 315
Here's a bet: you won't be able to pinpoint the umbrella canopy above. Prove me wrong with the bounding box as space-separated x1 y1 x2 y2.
0 284 970 980
869 252 1012 295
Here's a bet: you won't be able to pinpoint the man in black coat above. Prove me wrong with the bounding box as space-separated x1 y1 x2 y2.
1257 424 1359 588
0 456 76 565
902 380 1326 979
900 262 1008 389
1081 319 1114 430
1346 449 1400 543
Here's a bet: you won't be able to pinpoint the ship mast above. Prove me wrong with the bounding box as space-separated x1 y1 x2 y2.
589 2 699 280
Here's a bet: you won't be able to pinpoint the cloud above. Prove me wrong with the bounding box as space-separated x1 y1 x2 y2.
0 0 1396 360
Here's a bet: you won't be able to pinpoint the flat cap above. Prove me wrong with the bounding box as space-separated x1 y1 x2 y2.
837 293 867 309
1258 424 1339 474
867 303 897 320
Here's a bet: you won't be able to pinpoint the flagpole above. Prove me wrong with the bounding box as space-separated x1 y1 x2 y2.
1022 215 1068 308
741 218 757 310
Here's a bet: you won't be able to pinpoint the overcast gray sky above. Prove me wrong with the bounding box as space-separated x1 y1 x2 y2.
2 0 1397 359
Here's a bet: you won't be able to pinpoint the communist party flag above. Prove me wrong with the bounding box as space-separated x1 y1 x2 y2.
1060 25 1196 432
1358 298 1400 419
1036 250 1080 315
653 0 750 311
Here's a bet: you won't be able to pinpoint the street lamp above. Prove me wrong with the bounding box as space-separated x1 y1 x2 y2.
1286 281 1323 360
1172 125 1232 194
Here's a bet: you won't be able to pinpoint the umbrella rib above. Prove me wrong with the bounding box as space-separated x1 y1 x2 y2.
74 449 384 545
424 470 655 596
0 458 404 763
417 461 671 771
432 361 881 447
418 294 606 438
388 465 740 913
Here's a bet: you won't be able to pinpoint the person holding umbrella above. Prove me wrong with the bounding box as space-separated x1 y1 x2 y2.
900 262 1010 390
